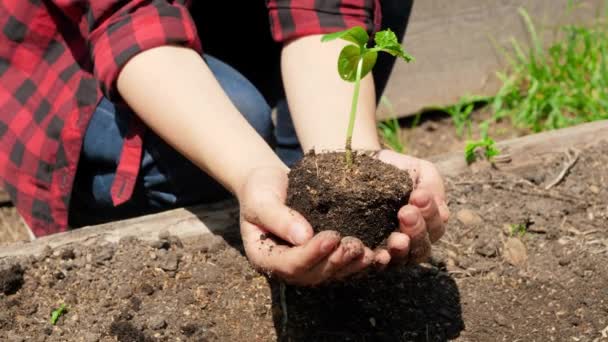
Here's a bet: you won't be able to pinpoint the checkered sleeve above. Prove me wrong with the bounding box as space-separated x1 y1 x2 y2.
88 0 201 100
266 0 382 43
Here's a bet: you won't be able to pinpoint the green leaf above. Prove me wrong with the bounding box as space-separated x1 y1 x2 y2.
321 26 369 47
338 46 378 82
370 29 414 62
50 304 67 325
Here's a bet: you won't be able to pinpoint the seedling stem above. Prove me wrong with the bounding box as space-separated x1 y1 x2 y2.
345 56 364 167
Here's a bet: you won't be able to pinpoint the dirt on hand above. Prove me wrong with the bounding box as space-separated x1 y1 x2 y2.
287 151 412 248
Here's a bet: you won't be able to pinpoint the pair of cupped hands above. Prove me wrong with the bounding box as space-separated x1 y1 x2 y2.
239 150 450 286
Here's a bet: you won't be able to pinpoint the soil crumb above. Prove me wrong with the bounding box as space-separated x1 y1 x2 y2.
287 152 412 247
0 264 23 295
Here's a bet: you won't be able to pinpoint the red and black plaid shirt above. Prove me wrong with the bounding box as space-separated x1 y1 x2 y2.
0 0 380 237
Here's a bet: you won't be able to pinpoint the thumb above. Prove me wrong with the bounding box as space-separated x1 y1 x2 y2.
240 169 314 246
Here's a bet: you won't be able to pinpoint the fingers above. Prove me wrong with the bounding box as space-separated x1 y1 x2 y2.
333 247 375 280
303 237 365 285
398 205 432 264
241 222 340 280
409 189 446 243
373 249 391 271
387 232 411 261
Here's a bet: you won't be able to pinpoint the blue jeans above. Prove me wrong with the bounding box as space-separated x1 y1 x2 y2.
69 55 302 227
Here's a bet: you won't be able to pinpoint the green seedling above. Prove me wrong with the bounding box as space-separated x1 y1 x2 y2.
50 304 67 325
510 223 528 237
322 27 414 166
378 96 405 153
465 137 500 164
464 121 500 164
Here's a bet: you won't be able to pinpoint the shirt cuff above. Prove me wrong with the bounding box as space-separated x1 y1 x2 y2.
267 0 381 43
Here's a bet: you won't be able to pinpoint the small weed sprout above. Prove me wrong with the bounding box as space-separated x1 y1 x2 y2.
322 27 414 167
50 303 67 325
464 122 501 164
509 223 528 237
440 95 493 138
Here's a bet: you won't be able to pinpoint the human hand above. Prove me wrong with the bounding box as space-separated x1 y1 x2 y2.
373 149 450 267
238 167 375 286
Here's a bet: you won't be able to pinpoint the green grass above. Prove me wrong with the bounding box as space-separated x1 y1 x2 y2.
492 7 608 132
377 96 406 153
376 4 608 163
437 95 493 138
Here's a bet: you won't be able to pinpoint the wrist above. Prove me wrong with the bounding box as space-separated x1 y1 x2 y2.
234 162 289 201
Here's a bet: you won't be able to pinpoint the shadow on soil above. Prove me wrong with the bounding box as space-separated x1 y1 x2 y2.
269 265 464 342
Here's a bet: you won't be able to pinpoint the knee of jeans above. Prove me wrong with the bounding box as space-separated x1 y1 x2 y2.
204 55 273 141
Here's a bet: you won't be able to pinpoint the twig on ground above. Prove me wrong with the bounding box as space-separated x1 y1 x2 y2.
454 178 535 187
545 148 580 190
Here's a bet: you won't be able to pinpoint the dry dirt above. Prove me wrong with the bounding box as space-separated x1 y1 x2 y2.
0 138 606 341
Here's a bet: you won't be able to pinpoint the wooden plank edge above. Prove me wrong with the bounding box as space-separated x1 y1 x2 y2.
0 200 239 259
432 120 608 178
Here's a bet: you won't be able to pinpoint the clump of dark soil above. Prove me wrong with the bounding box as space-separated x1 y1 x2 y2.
0 264 23 295
110 320 153 342
287 152 412 247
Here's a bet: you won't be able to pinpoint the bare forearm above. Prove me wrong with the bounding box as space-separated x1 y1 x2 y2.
281 35 381 153
117 46 286 196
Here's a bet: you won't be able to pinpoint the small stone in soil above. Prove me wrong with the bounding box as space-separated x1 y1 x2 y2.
503 238 528 266
117 285 133 299
456 209 483 227
158 254 180 272
181 323 199 336
474 240 498 258
148 315 167 330
0 264 24 295
94 246 115 264
60 248 76 260
150 240 171 250
139 283 155 296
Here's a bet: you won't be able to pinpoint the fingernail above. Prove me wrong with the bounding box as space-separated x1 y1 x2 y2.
289 224 310 245
320 239 337 253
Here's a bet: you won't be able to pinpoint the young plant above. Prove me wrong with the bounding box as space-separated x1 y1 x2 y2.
50 303 67 325
464 121 501 164
509 223 528 237
322 27 414 166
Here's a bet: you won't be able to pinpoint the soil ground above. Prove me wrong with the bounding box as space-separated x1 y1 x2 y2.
0 138 606 341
